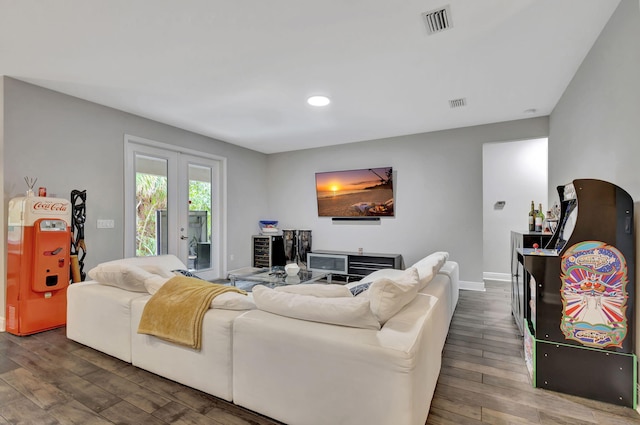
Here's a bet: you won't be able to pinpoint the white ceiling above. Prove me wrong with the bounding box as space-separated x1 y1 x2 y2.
0 0 620 154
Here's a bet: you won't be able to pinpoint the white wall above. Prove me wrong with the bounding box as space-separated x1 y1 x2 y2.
482 138 548 279
548 0 640 361
267 118 548 285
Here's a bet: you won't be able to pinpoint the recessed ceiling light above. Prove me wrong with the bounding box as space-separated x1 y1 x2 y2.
307 95 331 107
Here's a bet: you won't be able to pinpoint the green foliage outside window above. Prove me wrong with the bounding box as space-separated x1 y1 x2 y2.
189 180 212 242
136 173 167 256
136 173 212 257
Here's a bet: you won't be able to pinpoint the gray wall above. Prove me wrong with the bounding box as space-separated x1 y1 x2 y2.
482 138 548 279
548 0 640 356
549 0 640 198
267 117 549 284
2 77 269 273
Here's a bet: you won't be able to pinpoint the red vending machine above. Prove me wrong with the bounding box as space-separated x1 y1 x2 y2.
6 196 72 336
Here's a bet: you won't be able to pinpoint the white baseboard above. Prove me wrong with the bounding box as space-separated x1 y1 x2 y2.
459 280 485 291
483 272 511 282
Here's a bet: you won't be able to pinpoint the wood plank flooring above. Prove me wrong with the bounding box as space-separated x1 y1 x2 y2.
429 280 640 425
1 280 639 424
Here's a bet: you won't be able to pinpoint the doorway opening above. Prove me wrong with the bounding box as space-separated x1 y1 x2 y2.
482 138 548 281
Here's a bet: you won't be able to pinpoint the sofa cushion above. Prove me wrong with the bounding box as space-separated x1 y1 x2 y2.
88 262 156 292
143 275 170 295
348 268 406 286
275 283 352 298
212 292 256 310
138 264 175 278
252 285 380 330
368 267 420 325
411 252 449 290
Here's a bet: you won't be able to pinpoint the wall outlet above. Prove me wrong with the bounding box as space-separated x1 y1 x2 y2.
97 219 115 229
229 254 235 261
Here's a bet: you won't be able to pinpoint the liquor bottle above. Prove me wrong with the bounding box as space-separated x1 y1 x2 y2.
528 201 535 231
535 203 544 232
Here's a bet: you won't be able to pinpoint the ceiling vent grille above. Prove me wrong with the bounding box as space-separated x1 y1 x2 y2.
449 98 467 109
422 5 453 35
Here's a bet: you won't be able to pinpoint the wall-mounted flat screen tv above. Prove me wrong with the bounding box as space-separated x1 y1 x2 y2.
315 167 394 217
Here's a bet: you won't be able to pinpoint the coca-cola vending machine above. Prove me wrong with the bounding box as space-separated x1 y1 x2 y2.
6 195 71 335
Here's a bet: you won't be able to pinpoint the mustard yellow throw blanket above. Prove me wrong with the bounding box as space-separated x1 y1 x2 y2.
137 276 246 350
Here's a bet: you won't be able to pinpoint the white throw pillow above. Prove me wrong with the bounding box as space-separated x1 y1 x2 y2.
88 263 155 292
368 267 420 325
411 252 449 290
274 283 353 298
138 264 175 278
143 275 170 295
211 292 256 310
99 255 188 273
252 285 380 330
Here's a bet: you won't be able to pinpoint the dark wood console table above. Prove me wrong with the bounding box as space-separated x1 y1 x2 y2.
307 250 404 282
510 231 552 335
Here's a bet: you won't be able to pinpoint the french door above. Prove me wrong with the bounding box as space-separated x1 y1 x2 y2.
124 135 226 280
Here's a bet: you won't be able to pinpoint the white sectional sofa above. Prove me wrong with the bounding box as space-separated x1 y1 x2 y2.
66 252 459 425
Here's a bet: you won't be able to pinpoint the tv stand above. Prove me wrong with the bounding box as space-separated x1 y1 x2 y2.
307 250 404 282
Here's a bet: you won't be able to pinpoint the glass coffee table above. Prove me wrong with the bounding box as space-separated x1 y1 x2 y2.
228 267 332 291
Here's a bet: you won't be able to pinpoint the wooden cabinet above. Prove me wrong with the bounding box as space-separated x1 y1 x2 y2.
510 231 552 335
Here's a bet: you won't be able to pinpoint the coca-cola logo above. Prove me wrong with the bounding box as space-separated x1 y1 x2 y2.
33 201 68 212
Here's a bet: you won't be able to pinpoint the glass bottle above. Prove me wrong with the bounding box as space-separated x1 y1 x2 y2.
528 201 535 232
535 203 544 232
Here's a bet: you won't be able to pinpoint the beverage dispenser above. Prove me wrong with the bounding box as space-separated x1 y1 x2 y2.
6 196 72 336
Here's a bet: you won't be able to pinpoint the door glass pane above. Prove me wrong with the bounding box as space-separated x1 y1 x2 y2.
135 155 168 257
188 164 212 271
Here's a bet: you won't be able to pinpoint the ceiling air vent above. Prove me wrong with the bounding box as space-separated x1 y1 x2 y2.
422 5 453 35
449 98 467 109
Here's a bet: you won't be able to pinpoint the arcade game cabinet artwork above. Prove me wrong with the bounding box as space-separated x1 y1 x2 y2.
6 195 72 336
520 179 635 407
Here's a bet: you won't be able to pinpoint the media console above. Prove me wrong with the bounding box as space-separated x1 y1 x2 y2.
307 250 404 282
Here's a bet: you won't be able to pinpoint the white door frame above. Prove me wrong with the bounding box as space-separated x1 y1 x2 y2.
178 152 223 280
124 134 227 279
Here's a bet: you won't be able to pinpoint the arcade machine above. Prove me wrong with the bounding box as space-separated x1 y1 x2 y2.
6 195 72 336
520 179 635 407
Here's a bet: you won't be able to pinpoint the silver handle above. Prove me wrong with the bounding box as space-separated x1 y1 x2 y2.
180 235 188 240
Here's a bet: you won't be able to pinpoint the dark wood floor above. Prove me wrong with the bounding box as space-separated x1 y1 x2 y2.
1 280 639 424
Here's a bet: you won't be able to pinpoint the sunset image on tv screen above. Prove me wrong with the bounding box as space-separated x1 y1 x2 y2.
315 167 394 217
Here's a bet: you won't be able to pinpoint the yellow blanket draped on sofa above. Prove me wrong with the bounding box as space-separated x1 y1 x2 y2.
137 276 246 350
